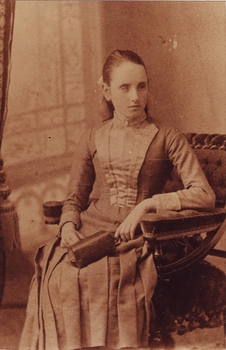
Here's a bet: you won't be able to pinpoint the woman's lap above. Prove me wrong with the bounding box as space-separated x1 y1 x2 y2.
45 247 156 349
20 237 157 350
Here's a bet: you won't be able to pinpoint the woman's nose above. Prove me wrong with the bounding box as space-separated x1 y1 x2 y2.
130 88 139 102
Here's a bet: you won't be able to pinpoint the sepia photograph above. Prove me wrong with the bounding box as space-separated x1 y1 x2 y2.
0 1 225 349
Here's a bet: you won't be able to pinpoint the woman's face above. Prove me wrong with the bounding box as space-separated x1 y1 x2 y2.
103 61 148 120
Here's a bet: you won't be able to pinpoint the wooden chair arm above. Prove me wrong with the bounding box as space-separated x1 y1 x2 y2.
43 202 226 276
140 209 226 242
140 208 226 276
43 198 99 225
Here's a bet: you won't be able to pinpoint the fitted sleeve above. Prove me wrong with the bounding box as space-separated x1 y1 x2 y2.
152 127 215 212
59 129 96 230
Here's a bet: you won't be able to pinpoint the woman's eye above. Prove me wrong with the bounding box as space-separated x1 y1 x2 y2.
120 85 129 91
139 84 146 90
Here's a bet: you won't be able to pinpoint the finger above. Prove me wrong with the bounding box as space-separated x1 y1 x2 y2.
120 232 129 242
115 226 122 239
68 234 79 245
61 240 75 248
118 221 134 241
124 231 131 241
115 224 127 241
60 238 67 248
129 225 136 240
121 222 133 241
60 234 77 248
75 230 85 240
115 230 119 239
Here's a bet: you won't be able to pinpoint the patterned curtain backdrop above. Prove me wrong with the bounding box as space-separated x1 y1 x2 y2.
0 0 18 306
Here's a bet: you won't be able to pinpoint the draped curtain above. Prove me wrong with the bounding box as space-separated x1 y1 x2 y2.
0 0 15 145
0 0 18 305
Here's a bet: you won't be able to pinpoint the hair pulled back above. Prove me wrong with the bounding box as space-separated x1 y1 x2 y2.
101 49 148 117
102 49 147 85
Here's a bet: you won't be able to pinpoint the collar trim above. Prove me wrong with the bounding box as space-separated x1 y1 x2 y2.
113 111 147 127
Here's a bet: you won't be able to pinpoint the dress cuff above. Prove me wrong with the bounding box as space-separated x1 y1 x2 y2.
58 210 80 233
152 192 181 213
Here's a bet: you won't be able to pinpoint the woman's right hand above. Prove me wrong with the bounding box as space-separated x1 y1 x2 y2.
60 222 81 248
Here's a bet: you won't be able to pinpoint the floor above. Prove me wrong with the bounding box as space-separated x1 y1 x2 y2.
0 237 226 350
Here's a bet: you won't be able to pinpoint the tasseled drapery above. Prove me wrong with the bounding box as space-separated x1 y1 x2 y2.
0 0 20 253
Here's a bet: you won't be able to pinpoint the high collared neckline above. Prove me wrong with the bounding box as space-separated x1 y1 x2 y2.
113 111 147 127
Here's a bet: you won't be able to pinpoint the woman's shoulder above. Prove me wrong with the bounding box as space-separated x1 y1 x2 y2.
147 116 182 135
78 118 113 141
147 116 190 149
92 117 113 132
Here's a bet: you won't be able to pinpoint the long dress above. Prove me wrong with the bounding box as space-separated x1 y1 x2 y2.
19 113 215 350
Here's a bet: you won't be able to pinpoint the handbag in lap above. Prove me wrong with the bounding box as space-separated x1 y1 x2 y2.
67 230 116 268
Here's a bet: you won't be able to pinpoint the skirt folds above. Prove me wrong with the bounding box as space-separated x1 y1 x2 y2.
20 238 157 350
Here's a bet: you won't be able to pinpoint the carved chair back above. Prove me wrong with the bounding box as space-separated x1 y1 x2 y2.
164 133 226 208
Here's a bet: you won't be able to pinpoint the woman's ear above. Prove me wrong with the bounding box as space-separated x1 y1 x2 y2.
102 83 111 102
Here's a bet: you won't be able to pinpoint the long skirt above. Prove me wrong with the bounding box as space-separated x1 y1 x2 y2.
19 235 157 350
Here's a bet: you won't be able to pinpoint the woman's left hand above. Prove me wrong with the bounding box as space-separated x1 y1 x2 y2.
115 198 157 242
